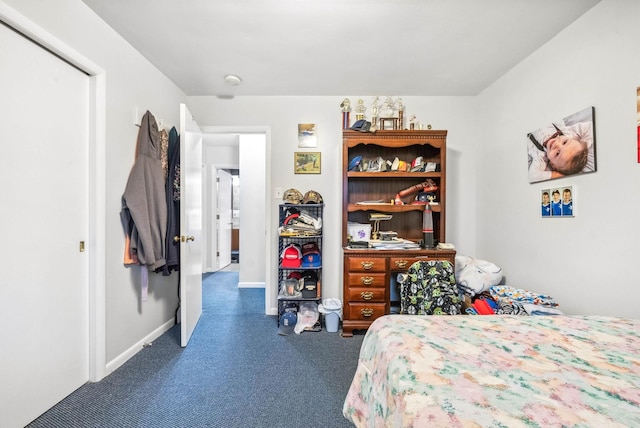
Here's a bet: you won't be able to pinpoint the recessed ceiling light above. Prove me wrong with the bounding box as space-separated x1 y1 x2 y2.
224 74 242 86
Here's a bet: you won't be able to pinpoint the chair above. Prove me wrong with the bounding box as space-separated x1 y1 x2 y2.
400 260 462 315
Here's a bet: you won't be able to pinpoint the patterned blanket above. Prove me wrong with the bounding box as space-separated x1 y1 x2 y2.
343 315 640 427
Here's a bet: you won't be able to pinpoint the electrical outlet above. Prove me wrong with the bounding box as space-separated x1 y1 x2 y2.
275 187 283 199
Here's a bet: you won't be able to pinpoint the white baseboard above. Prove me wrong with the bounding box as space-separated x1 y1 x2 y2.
105 318 175 376
238 281 265 289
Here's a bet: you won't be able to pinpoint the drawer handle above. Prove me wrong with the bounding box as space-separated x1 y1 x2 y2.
360 276 374 285
394 260 409 269
360 308 374 318
360 291 374 300
360 261 374 270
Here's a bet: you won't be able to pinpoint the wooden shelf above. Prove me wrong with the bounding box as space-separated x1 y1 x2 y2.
348 204 441 213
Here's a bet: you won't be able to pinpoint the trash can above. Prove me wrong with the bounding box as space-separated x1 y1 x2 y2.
319 298 342 333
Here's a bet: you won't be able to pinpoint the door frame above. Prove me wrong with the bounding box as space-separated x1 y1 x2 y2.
0 3 108 382
201 126 272 315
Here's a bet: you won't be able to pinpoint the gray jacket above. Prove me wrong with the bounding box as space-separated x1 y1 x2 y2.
121 110 167 270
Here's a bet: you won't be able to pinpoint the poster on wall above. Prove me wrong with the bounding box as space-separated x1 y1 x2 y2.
526 106 596 183
541 186 574 218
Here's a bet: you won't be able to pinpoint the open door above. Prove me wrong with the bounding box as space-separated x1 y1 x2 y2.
216 168 233 269
179 103 203 347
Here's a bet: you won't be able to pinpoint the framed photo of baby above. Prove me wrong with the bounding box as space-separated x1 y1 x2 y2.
527 106 596 184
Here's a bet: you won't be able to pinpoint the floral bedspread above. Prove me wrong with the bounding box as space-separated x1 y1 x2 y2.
343 315 640 427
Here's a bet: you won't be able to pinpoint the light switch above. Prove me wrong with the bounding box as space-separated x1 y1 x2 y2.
275 187 283 199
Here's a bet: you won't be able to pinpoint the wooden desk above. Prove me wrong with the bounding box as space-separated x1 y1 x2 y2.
342 248 456 337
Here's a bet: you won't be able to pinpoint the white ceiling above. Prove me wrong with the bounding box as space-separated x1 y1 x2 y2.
81 0 600 97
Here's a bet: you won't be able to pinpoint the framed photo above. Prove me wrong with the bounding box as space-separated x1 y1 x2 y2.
526 106 596 183
294 152 321 174
298 123 317 148
541 186 574 217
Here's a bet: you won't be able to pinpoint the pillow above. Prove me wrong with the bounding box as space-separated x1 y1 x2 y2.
455 255 502 296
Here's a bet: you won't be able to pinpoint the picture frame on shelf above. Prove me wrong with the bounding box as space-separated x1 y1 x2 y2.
295 152 321 174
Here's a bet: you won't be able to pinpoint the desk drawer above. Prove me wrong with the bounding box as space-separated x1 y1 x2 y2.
346 302 386 321
346 257 386 272
347 287 386 303
389 256 421 271
389 255 455 271
346 272 387 287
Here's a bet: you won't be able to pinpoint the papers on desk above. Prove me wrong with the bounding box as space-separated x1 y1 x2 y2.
369 239 420 250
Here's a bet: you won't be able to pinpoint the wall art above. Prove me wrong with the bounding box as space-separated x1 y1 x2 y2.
527 106 596 183
294 152 321 174
297 123 317 148
541 185 574 218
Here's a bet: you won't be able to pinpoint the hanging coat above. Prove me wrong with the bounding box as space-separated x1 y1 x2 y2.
121 110 167 271
156 126 180 275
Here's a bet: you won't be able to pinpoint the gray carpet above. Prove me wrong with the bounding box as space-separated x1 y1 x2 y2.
27 271 365 427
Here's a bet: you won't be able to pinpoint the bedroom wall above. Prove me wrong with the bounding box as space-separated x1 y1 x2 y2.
3 0 187 367
475 0 640 318
187 96 479 310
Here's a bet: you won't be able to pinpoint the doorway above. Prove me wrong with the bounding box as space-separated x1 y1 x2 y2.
201 129 271 314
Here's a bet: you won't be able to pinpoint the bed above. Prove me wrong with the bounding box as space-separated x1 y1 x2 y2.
343 315 640 427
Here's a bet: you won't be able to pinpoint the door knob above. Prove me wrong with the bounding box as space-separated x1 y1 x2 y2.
173 235 196 242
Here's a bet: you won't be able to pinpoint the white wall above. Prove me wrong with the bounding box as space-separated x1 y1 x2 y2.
3 0 187 368
476 0 640 318
188 96 479 310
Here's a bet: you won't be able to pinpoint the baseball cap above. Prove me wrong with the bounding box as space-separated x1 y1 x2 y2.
301 252 321 268
280 244 302 268
411 156 424 172
283 188 303 204
348 155 362 171
278 309 297 336
301 242 320 256
303 190 323 204
412 191 432 205
287 271 302 280
282 208 300 226
350 119 373 133
279 278 302 297
301 270 318 297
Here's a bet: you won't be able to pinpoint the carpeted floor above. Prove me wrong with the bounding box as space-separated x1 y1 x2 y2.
27 271 365 427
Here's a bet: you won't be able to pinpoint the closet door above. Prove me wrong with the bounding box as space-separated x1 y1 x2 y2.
0 23 90 428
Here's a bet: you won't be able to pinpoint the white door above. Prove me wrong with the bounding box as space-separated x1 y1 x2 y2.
0 23 90 428
179 104 203 347
217 168 233 269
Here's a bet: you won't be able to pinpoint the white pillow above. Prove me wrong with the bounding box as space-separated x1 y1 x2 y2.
455 255 503 296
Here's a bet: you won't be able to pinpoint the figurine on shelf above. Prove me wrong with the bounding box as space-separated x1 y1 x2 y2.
398 97 404 129
340 98 351 129
409 115 416 130
370 96 379 130
384 96 396 117
355 99 366 120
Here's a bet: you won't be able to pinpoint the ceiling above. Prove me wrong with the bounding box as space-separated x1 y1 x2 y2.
81 0 600 97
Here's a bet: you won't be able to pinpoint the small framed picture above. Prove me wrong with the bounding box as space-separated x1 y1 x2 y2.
298 123 317 148
294 152 321 174
541 186 574 217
